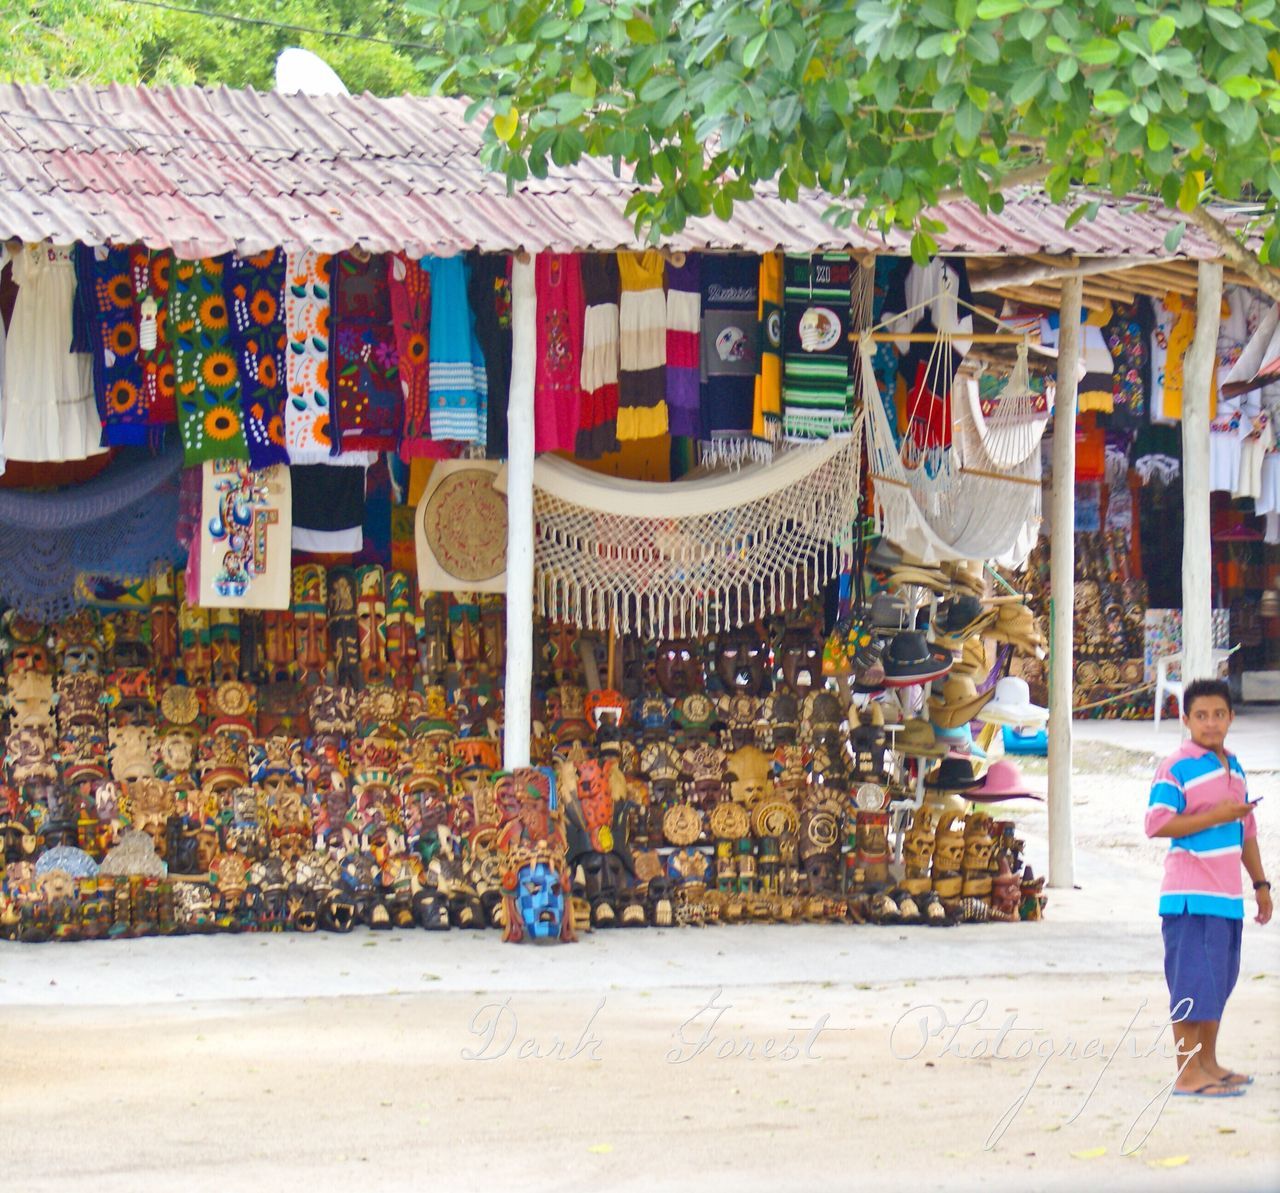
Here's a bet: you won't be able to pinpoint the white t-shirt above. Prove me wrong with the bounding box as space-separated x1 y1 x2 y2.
1235 411 1275 501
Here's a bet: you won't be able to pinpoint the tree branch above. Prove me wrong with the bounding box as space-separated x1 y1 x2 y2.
1187 205 1280 303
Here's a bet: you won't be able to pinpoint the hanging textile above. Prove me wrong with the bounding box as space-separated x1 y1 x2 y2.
576 253 621 459
198 461 292 609
330 250 403 455
387 252 445 460
467 252 513 460
751 252 783 441
77 244 148 446
665 255 702 440
0 448 183 621
863 340 1043 566
171 255 249 465
285 249 337 463
1100 297 1154 430
781 253 855 441
131 247 176 427
530 433 860 637
0 244 7 475
3 244 105 464
699 254 763 464
226 249 289 468
422 255 488 445
616 250 667 440
533 252 584 453
868 257 909 443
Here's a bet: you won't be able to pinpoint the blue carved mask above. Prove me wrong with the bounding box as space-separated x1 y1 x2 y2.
517 861 564 941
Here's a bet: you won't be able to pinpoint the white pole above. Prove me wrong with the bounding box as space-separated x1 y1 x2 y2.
1047 274 1081 890
503 254 536 769
1180 260 1223 685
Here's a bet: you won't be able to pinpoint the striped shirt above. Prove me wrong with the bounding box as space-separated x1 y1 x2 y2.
1144 740 1258 919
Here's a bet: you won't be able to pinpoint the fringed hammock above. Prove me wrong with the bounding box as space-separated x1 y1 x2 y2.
530 430 861 637
863 338 1046 567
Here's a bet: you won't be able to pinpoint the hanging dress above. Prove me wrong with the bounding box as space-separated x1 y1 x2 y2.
467 252 513 460
533 252 584 453
616 250 668 439
226 249 290 468
3 244 106 463
421 255 488 446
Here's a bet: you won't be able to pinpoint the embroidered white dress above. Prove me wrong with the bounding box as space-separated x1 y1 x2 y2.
2 243 105 462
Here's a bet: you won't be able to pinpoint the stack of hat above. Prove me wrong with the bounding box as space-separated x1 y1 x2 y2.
943 559 987 597
887 555 950 594
986 601 1047 659
895 718 948 759
927 675 995 730
929 594 997 652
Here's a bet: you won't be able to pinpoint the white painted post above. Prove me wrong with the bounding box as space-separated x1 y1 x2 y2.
503 254 536 769
1180 260 1223 685
1047 275 1082 890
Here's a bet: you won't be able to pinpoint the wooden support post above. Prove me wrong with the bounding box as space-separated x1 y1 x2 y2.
1048 274 1082 890
503 254 536 770
1180 261 1224 685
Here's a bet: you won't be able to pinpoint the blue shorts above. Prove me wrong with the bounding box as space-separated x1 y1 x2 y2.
1161 912 1243 1022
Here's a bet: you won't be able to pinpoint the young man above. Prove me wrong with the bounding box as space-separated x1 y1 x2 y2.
1145 678 1271 1098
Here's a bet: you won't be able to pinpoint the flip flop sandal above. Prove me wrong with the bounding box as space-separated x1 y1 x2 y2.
1172 1082 1246 1098
1220 1072 1254 1087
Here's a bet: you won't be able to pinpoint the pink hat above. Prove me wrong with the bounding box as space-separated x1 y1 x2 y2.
970 759 1043 803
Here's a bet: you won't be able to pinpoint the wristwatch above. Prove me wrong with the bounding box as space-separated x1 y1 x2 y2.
1253 880 1271 891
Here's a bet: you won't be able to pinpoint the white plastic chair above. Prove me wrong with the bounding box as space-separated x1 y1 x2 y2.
1154 647 1239 732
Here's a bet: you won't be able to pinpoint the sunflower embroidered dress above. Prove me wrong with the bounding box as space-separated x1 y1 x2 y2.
171 255 249 464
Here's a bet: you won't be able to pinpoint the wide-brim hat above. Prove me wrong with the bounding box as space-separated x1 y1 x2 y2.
949 636 990 680
980 676 1049 727
969 758 1043 802
888 566 950 594
930 606 998 651
928 674 995 730
933 722 988 760
923 754 982 790
883 631 953 687
944 559 987 597
987 604 1046 656
895 717 948 758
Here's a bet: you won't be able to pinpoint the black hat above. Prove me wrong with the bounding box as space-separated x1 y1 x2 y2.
923 755 982 791
882 630 953 688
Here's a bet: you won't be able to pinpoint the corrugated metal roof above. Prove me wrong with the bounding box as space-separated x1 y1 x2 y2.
0 82 1234 259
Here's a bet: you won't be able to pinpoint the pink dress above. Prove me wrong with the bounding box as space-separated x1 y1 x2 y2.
533 253 584 453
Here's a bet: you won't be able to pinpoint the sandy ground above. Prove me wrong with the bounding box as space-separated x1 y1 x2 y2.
2 724 1278 1192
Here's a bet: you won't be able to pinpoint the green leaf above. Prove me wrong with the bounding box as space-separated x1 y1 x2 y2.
975 0 1024 17
1064 198 1100 229
1147 123 1171 151
1148 16 1177 51
1177 169 1201 211
1164 220 1187 252
917 32 952 58
1056 57 1079 83
1078 39 1120 65
1093 89 1130 114
1009 68 1046 105
909 229 936 267
1129 102 1149 126
624 17 657 45
1221 75 1263 99
1045 35 1071 54
956 98 983 142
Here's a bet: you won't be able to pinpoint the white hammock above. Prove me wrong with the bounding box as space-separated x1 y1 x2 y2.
530 432 861 637
862 338 1044 567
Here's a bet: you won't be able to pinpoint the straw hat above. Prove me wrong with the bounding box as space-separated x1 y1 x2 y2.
949 636 990 680
927 674 996 730
987 603 1047 657
895 718 948 759
888 565 950 594
944 559 987 597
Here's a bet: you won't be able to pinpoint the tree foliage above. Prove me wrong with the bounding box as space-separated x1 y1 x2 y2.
411 0 1280 270
1 0 423 94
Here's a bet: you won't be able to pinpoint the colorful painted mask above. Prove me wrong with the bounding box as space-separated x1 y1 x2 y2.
327 567 360 687
654 638 703 698
355 565 388 683
715 626 770 695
